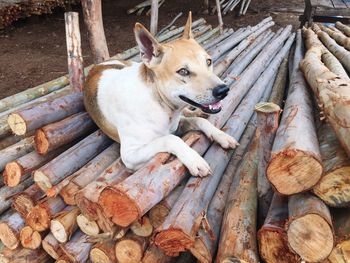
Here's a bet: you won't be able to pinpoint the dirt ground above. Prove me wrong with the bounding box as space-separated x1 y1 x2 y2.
0 0 304 99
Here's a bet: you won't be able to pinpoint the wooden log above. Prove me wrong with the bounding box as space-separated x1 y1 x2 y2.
267 30 323 195
12 184 45 217
0 135 23 151
321 25 350 51
255 102 281 225
115 233 147 263
287 193 334 262
60 230 92 263
203 28 234 50
156 12 183 37
269 57 288 106
26 196 66 232
81 0 109 63
90 241 117 263
328 208 350 262
0 136 34 171
99 26 293 229
42 233 64 260
130 216 153 237
0 211 25 249
215 0 223 33
215 137 259 263
34 130 111 192
35 112 96 155
50 206 80 243
313 122 350 207
49 143 119 202
76 213 100 236
149 183 185 228
301 28 350 156
0 247 52 263
335 21 350 37
142 244 173 263
0 175 34 214
4 146 66 187
150 0 159 35
19 225 43 250
257 194 299 263
8 92 84 136
65 12 84 92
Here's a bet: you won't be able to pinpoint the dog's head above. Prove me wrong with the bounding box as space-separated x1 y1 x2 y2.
134 12 228 114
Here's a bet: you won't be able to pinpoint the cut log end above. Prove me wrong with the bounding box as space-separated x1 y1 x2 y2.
42 238 60 259
20 226 42 249
154 229 194 256
255 102 281 113
33 170 52 192
12 193 35 217
76 214 100 236
130 216 153 237
267 151 323 195
190 237 210 263
149 203 170 228
50 220 68 243
115 239 144 263
0 223 19 249
8 113 27 135
3 161 23 187
90 247 110 263
26 206 50 232
287 214 334 262
221 258 249 263
313 166 350 207
328 239 350 263
34 129 49 155
60 182 80 205
99 188 139 227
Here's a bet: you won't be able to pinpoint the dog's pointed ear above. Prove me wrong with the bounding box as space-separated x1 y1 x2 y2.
182 11 193 39
134 23 163 67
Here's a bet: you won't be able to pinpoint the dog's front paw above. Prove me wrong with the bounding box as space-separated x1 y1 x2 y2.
183 153 212 177
211 131 239 149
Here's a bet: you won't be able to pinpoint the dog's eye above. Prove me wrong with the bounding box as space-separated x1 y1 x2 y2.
177 68 190 76
206 59 212 66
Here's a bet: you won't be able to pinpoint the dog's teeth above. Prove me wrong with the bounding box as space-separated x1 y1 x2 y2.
209 105 213 110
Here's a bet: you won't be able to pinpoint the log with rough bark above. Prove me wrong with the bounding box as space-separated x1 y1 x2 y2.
255 102 281 225
7 92 84 136
142 244 173 263
150 0 159 35
215 0 223 33
4 146 66 187
19 225 43 250
35 112 96 155
0 211 25 249
34 130 111 192
42 233 64 260
115 233 147 263
48 143 119 202
81 0 109 63
301 27 350 156
65 12 84 92
321 25 350 51
60 230 92 263
257 194 299 263
203 28 234 50
0 136 34 171
287 193 334 262
267 30 323 195
12 183 45 217
99 25 293 229
327 208 350 263
26 196 66 232
0 247 52 263
90 241 117 263
50 206 80 243
313 122 350 207
269 57 288 106
76 213 100 236
215 137 259 263
336 21 350 37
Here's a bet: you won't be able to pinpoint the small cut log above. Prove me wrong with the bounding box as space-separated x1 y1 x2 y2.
90 241 117 263
50 206 80 243
19 225 43 250
0 211 25 249
42 233 64 259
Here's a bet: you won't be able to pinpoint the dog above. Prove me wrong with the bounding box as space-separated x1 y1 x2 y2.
84 12 238 177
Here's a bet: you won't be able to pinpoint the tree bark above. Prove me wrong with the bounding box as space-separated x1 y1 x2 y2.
267 30 323 195
65 12 84 92
150 0 159 35
19 225 43 250
301 27 350 156
60 230 92 263
12 183 45 217
26 196 66 232
50 206 80 243
287 192 334 262
0 247 52 263
90 240 117 263
269 57 288 106
34 130 111 192
320 25 350 51
257 194 299 263
35 112 96 155
115 233 147 263
0 210 25 249
7 92 84 136
336 21 350 37
215 0 223 33
42 232 64 259
81 0 109 63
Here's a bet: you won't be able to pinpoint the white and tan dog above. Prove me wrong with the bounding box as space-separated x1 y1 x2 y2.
84 12 238 177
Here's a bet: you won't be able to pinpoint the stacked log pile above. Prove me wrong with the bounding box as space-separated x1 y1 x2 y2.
0 0 349 261
0 0 80 29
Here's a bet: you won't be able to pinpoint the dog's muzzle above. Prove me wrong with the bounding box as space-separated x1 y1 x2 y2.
212 84 229 100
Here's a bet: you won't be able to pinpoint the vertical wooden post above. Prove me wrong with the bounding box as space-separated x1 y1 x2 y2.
150 0 159 35
81 0 110 64
65 12 84 92
215 0 224 34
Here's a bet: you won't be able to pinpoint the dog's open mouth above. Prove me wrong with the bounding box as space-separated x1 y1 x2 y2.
179 96 222 114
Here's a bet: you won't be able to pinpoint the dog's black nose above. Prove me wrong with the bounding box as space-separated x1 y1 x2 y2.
212 84 229 99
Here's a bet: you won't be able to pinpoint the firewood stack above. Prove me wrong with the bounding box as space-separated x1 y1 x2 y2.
0 0 349 261
0 0 80 29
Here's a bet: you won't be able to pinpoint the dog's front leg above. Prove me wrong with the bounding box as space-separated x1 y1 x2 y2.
179 116 239 149
121 134 212 177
